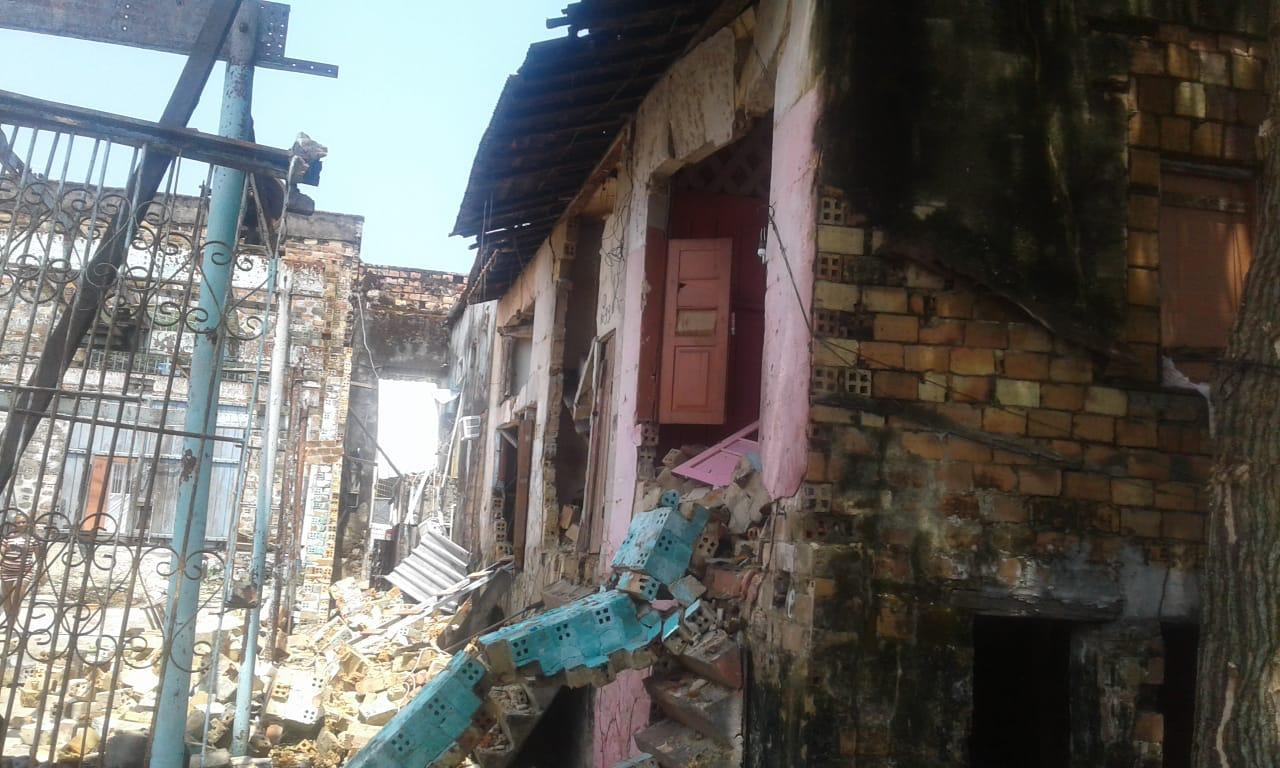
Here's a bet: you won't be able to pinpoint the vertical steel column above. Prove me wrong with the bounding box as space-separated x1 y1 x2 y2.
230 270 290 754
150 5 258 768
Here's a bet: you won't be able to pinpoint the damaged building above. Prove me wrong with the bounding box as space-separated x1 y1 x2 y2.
0 96 467 760
430 0 1266 765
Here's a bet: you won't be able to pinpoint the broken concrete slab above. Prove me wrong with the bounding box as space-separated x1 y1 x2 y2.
645 674 742 747
634 717 737 768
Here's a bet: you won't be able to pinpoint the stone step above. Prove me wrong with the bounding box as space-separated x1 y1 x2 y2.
645 673 742 747
634 717 737 768
674 629 743 689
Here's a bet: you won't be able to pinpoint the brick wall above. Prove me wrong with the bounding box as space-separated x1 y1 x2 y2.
359 265 466 316
287 237 360 624
355 265 465 381
746 14 1263 767
1121 25 1266 380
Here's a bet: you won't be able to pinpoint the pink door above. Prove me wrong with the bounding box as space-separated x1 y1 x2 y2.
659 238 732 424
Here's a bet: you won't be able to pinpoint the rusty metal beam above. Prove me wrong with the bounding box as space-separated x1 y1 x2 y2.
0 90 302 180
0 0 337 77
0 0 247 494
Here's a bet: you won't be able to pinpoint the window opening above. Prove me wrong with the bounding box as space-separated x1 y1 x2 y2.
502 315 534 399
1158 170 1254 372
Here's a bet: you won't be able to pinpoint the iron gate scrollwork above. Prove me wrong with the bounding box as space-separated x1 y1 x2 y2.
0 114 281 762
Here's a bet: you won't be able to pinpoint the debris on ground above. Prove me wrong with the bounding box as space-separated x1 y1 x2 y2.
262 578 468 767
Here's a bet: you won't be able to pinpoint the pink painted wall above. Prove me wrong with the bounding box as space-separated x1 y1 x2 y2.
589 1 821 762
760 88 820 501
598 235 649 571
593 233 652 766
592 669 650 766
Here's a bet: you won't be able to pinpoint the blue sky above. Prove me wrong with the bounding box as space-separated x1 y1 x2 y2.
0 1 567 273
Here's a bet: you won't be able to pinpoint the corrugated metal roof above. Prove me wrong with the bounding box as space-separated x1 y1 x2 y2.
453 0 728 304
385 528 470 604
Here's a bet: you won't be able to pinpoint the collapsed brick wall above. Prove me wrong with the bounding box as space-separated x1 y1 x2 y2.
261 233 362 624
747 9 1263 767
354 265 464 380
340 265 464 584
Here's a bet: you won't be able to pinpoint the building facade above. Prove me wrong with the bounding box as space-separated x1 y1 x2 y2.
446 1 1264 765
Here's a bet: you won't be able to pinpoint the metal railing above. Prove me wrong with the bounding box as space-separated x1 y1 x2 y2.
0 107 280 763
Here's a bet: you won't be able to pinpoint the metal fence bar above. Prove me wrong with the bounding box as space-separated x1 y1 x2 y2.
0 70 290 768
150 3 259 763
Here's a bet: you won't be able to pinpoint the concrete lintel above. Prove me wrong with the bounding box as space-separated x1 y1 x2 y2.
951 589 1124 622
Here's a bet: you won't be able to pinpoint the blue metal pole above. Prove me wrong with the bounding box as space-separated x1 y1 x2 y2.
230 269 289 755
150 6 257 768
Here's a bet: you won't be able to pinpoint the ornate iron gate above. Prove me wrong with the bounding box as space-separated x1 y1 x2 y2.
0 110 281 762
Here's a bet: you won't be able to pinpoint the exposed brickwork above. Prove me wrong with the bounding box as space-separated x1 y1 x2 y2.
1120 24 1267 381
749 15 1259 765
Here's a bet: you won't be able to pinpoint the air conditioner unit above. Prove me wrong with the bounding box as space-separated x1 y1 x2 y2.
459 415 482 440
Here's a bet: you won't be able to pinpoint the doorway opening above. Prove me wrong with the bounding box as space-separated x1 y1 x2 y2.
554 218 604 549
513 686 592 768
648 117 772 464
494 413 532 568
970 616 1072 768
1161 623 1198 768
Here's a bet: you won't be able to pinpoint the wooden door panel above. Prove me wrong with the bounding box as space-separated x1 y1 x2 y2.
512 412 534 568
84 457 109 532
669 348 716 410
676 253 722 280
1159 173 1254 350
583 335 614 555
660 238 732 424
666 193 768 433
84 456 128 533
673 422 760 487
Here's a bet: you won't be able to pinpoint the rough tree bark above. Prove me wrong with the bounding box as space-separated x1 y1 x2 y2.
1192 8 1280 767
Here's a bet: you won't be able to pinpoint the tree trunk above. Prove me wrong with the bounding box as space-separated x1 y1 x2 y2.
1192 9 1280 766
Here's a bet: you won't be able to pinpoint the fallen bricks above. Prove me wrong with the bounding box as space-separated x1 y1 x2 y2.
343 450 775 768
0 557 496 766
262 580 457 767
0 614 257 765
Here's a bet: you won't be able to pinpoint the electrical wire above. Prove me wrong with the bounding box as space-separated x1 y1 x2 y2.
763 205 1214 453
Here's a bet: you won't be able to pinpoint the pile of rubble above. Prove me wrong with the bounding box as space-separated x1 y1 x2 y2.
622 447 769 768
0 545 489 768
331 443 767 768
0 545 268 766
262 579 456 768
0 604 263 767
646 444 772 539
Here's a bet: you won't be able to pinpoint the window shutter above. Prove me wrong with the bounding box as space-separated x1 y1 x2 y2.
1158 173 1254 350
659 238 733 424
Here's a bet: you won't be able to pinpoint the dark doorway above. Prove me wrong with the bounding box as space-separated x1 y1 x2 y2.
495 420 531 567
514 686 592 768
1162 623 1198 768
970 616 1072 768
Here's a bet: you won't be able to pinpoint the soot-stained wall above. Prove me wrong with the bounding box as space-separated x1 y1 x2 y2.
739 2 1265 766
816 0 1262 341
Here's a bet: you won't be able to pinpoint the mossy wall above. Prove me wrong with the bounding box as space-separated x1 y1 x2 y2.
740 2 1263 765
813 0 1261 340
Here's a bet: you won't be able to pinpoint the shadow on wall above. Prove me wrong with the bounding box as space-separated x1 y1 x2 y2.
819 0 1132 337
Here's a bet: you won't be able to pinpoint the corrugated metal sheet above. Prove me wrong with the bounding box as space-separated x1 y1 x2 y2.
385 528 471 604
452 0 727 304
